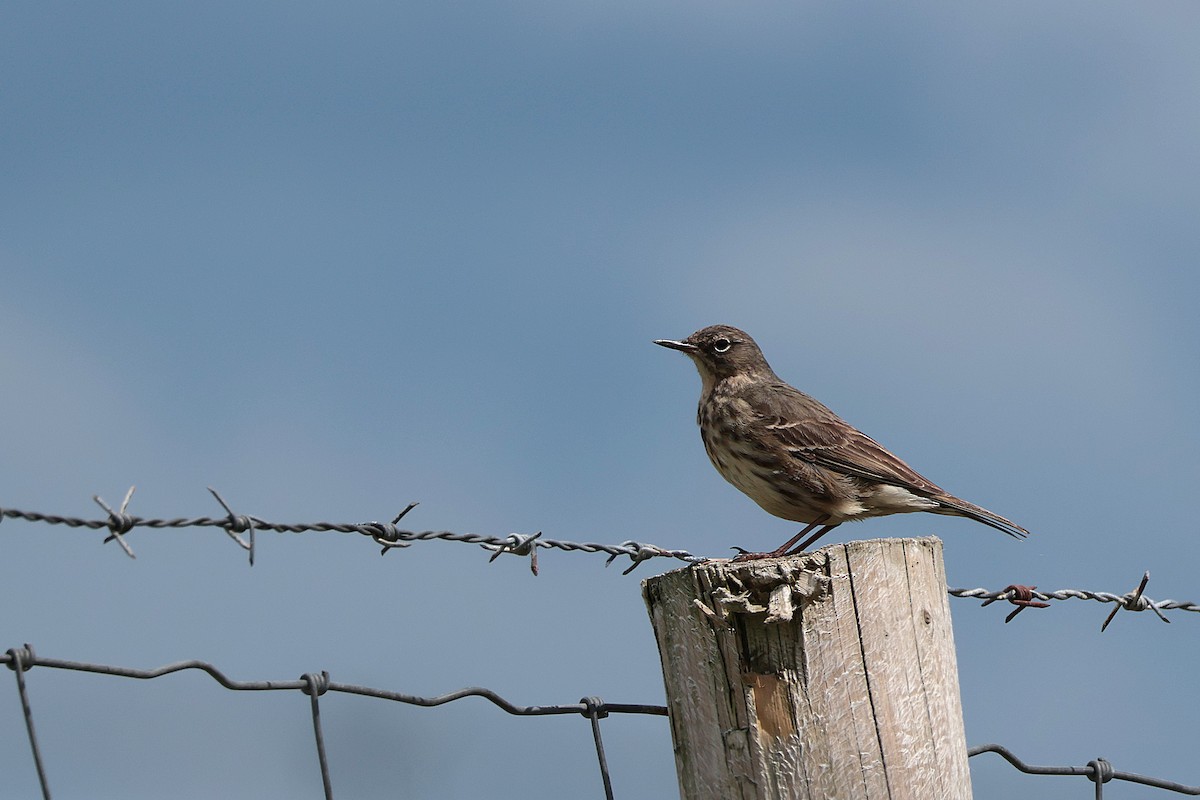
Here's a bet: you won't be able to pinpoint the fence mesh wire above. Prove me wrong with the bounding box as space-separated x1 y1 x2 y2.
5 645 1199 799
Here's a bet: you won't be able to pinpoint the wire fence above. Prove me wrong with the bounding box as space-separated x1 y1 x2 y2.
4 644 1199 799
5 492 1200 797
2 644 662 800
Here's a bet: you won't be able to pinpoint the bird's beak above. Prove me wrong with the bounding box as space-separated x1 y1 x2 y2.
654 338 698 353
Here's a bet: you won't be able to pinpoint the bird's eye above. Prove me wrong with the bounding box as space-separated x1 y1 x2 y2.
713 338 732 353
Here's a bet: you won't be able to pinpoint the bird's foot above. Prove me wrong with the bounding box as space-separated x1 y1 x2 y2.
730 546 791 563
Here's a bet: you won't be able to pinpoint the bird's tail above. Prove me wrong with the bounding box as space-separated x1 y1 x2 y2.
933 496 1030 539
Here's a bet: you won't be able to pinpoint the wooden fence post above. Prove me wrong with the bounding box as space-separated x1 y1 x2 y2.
642 536 972 800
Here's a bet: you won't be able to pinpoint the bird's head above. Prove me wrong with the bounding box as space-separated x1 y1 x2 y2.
654 324 774 386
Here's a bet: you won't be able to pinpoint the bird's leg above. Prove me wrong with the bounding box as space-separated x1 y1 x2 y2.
786 521 841 555
731 515 833 562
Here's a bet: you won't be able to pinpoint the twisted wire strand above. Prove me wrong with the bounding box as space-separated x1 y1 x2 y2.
3 496 1198 619
950 586 1198 614
0 494 702 574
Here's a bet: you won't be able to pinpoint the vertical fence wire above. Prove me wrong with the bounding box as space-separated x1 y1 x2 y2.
301 671 335 800
6 646 52 800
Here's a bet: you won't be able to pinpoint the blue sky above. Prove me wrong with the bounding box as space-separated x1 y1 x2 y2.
3 2 1199 797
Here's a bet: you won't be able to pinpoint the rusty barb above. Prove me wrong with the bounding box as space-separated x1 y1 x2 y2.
979 584 1051 623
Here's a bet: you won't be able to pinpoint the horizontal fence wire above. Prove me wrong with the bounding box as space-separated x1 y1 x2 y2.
2 491 1197 627
968 744 1200 797
2 644 666 800
950 571 1197 629
5 645 1199 798
0 487 702 574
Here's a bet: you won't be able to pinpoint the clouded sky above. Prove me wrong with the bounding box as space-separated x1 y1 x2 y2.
3 3 1199 798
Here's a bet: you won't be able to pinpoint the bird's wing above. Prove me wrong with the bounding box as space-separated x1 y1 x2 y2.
744 383 1030 539
749 384 947 496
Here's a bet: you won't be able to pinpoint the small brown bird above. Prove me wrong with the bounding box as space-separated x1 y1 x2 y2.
655 324 1029 558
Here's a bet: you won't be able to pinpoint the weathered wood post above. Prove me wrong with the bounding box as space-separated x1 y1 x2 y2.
642 536 971 800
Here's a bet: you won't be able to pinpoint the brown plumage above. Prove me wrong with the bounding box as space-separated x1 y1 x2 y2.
655 324 1029 557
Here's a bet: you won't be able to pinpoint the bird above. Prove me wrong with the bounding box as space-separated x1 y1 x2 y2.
654 324 1029 558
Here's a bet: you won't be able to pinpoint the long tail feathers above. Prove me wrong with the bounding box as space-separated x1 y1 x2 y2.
934 497 1030 539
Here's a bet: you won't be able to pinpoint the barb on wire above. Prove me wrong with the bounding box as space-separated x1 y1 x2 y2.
1100 571 1170 632
207 487 257 565
606 541 671 575
0 491 703 573
969 743 1200 796
978 584 1051 623
358 503 420 556
1 644 667 800
94 486 137 558
484 532 543 575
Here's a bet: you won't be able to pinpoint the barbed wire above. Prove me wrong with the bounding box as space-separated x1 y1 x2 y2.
3 491 1198 627
0 487 702 574
951 572 1198 629
2 644 666 800
6 645 1199 798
